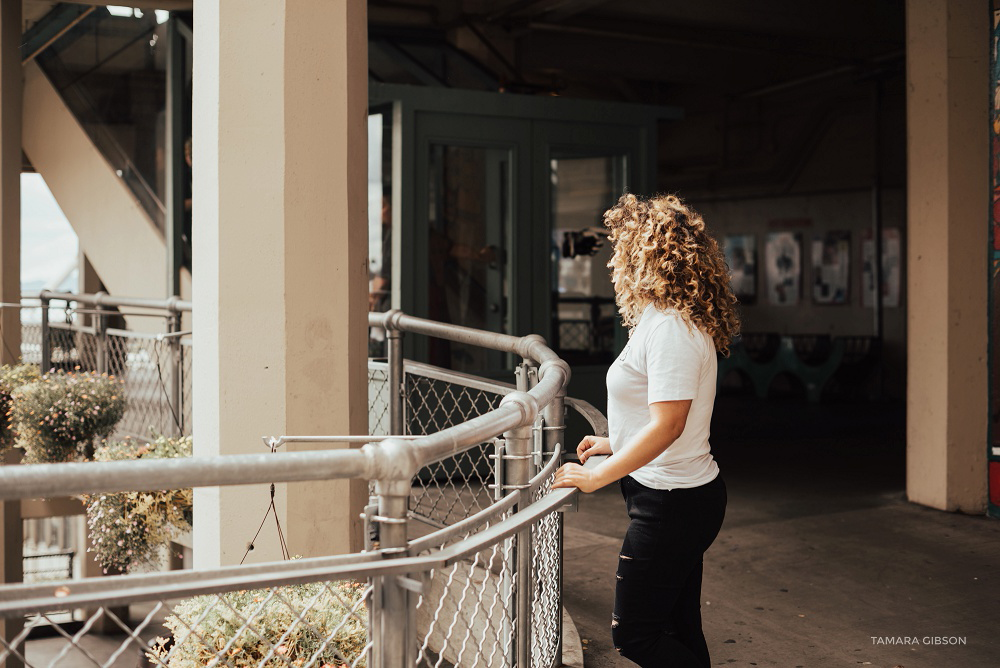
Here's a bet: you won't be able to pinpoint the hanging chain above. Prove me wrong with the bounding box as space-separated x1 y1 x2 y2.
240 439 291 564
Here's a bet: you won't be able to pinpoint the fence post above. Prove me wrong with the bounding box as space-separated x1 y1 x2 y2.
504 372 536 668
0 450 23 668
371 476 413 668
541 361 568 665
387 322 404 436
94 293 108 375
167 310 183 436
39 294 50 373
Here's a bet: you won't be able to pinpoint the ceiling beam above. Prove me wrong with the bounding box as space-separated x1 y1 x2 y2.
487 0 612 22
21 4 96 64
525 20 861 62
523 0 615 22
58 0 193 10
486 0 537 22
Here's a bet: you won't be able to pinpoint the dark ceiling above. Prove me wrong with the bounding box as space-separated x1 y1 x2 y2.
369 0 908 196
369 0 906 107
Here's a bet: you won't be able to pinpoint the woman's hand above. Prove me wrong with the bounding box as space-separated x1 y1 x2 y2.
577 435 612 464
552 463 603 493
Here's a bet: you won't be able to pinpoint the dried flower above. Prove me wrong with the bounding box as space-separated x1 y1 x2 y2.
147 580 368 667
85 435 192 574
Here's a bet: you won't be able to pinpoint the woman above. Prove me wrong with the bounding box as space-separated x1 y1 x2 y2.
552 193 739 668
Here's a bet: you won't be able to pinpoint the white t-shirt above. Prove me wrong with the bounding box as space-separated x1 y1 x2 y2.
606 303 719 490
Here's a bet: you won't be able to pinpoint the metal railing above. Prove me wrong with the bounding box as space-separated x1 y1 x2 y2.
0 304 608 668
20 290 192 441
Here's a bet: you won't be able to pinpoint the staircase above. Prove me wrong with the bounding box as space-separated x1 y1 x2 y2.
20 8 191 311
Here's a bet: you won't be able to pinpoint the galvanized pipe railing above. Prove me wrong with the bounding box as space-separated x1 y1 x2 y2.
0 301 590 668
0 447 586 618
33 290 192 314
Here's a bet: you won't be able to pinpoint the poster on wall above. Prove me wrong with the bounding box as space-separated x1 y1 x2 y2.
723 235 757 304
861 228 901 308
765 232 801 306
811 231 851 305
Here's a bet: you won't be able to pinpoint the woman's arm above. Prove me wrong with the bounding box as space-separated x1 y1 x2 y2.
552 399 692 493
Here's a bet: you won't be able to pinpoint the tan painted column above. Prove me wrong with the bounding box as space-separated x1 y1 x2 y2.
192 0 369 566
78 251 101 294
906 0 989 512
0 0 21 661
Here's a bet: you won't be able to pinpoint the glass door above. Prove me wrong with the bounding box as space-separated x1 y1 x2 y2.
531 121 652 365
426 143 509 370
408 114 532 372
548 153 628 366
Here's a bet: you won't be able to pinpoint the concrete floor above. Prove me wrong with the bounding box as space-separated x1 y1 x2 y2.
562 396 1000 668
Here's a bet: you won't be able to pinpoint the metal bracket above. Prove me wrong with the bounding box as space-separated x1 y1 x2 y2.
493 438 505 501
358 512 407 525
396 574 425 594
361 499 380 550
559 496 579 513
488 453 533 461
379 546 407 555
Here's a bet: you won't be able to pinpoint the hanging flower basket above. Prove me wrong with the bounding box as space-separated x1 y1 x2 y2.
86 434 193 574
11 368 126 463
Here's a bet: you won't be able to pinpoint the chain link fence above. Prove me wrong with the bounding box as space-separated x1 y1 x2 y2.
369 362 391 437
17 294 192 443
415 534 516 668
529 467 562 668
1 301 608 668
3 575 373 668
0 450 573 668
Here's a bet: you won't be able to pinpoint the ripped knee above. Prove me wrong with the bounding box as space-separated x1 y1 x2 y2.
611 617 654 662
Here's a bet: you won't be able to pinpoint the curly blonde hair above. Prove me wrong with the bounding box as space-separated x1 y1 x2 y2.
603 193 740 355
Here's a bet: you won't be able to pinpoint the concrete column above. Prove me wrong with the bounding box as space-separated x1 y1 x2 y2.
0 0 18 351
906 0 989 512
0 0 21 661
192 0 369 566
76 251 100 330
78 251 101 294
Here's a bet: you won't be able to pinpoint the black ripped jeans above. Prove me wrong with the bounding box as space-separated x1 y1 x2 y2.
612 473 727 667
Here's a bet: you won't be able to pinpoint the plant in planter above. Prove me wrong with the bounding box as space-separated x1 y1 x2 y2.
0 363 41 457
12 368 126 463
86 434 193 574
148 580 369 667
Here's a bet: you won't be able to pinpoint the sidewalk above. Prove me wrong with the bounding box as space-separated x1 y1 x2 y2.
562 397 1000 668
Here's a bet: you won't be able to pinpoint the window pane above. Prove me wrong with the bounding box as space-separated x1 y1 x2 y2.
551 156 623 364
427 144 509 371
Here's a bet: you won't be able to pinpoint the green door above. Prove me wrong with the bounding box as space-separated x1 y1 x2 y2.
408 114 532 372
